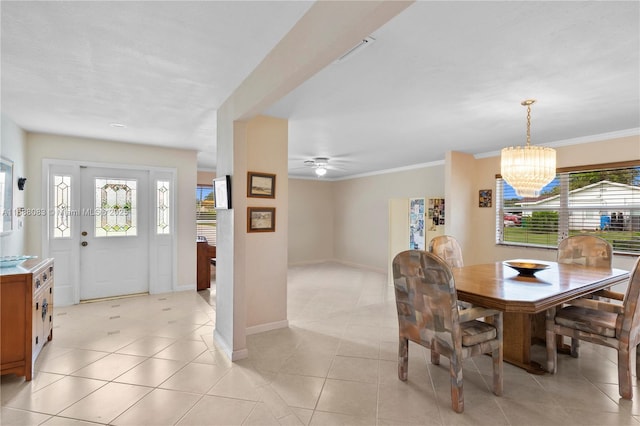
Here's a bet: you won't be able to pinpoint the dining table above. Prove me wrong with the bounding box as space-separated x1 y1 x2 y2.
452 260 630 373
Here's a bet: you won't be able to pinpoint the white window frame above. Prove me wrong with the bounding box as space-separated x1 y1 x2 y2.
497 161 640 254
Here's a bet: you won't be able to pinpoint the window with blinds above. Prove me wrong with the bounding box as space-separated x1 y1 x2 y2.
497 163 640 254
196 185 216 244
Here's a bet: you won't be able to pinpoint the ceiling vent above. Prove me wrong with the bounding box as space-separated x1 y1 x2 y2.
335 36 376 63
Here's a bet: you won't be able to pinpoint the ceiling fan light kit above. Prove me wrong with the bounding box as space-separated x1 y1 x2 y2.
304 157 330 177
500 99 556 198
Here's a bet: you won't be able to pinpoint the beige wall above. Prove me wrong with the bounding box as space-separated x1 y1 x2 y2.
288 178 334 264
0 114 27 256
445 151 476 262
25 133 198 287
197 171 216 186
245 115 289 330
332 165 445 272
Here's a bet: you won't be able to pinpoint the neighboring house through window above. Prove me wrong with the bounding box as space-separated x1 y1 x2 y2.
196 185 216 244
497 161 640 254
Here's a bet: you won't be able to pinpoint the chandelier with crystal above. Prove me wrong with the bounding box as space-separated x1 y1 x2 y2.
500 100 556 198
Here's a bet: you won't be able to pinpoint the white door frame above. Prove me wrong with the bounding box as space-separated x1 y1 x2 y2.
42 159 177 306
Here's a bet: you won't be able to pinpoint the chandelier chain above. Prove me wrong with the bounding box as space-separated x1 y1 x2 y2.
526 104 531 147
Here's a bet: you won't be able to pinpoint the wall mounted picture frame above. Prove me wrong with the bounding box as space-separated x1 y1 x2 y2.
479 189 492 208
247 207 276 232
409 198 425 250
428 198 445 228
213 175 232 209
0 157 14 234
247 172 276 198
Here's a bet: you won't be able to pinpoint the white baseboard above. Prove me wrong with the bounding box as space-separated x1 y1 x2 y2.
246 319 289 336
173 283 196 292
213 330 249 361
289 258 386 275
335 259 386 275
287 258 333 267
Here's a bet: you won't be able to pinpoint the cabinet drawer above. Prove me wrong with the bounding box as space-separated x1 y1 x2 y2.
32 265 53 294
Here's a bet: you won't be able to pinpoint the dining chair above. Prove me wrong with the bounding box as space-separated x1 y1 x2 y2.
557 235 612 268
545 256 640 399
428 235 464 268
392 250 503 413
557 235 613 356
429 235 472 309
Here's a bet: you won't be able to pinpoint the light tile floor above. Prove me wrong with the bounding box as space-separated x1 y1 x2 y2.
2 262 640 425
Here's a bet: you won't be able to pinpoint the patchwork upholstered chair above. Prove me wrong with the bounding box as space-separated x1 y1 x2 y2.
557 235 613 356
429 235 471 309
392 250 503 413
557 235 612 268
428 235 464 268
545 256 640 399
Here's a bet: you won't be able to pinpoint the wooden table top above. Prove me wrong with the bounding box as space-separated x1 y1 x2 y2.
453 260 630 314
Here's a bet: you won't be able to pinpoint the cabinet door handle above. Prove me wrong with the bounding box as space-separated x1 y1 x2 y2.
42 299 48 321
36 302 39 310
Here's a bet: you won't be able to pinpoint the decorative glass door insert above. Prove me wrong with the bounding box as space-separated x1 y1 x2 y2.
156 180 170 235
54 175 71 238
94 178 137 237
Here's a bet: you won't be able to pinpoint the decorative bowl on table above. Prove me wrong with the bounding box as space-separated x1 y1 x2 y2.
504 260 551 276
0 255 36 268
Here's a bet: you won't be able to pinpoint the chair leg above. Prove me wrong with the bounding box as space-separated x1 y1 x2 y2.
398 337 408 381
618 347 633 400
449 356 464 413
492 347 503 396
431 348 440 365
570 338 580 358
545 308 558 374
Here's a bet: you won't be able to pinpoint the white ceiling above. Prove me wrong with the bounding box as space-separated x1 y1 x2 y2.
1 0 313 168
2 1 639 180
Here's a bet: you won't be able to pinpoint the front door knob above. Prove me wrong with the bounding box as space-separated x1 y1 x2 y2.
81 241 88 247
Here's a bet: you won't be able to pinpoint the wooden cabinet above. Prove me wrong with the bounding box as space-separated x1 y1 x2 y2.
1 258 54 381
197 240 216 290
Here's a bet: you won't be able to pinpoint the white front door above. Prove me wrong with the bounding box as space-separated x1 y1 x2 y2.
79 167 149 300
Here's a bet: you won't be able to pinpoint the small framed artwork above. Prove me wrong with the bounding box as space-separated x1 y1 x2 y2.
213 175 232 209
479 189 492 208
247 207 276 233
247 172 276 198
0 157 13 234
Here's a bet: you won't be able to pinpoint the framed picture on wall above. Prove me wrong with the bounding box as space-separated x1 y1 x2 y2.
247 172 276 198
247 207 276 232
213 175 232 209
479 189 492 208
0 157 13 234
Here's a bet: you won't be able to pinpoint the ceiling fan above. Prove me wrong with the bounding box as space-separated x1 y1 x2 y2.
288 155 351 178
304 157 330 177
